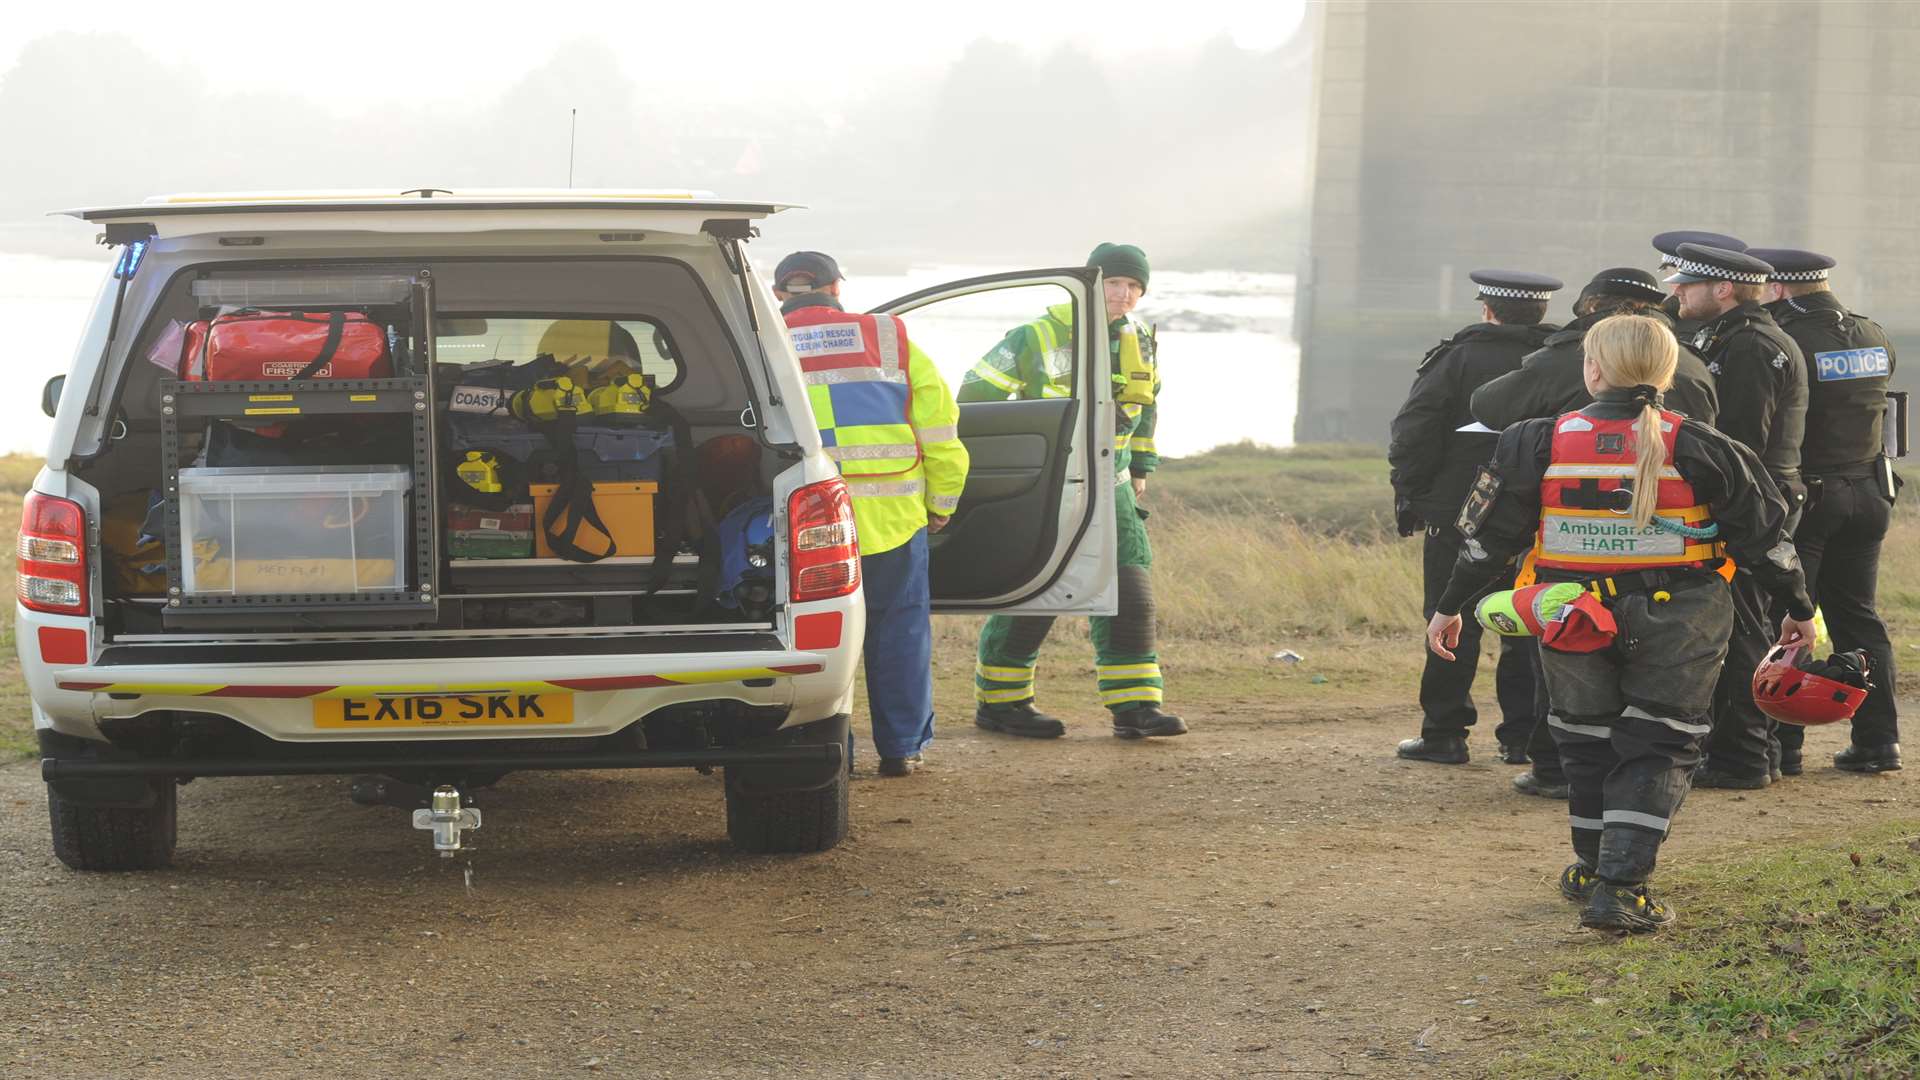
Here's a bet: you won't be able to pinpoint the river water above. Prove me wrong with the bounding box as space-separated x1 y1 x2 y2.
0 253 1297 457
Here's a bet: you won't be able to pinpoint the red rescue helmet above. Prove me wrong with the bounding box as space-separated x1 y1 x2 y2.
1752 643 1871 726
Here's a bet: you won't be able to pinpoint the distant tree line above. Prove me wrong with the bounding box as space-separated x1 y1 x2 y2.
0 31 1308 267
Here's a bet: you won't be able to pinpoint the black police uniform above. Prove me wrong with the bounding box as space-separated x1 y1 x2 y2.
1389 270 1559 760
1749 249 1901 768
1467 270 1718 793
1436 393 1812 898
1667 244 1810 785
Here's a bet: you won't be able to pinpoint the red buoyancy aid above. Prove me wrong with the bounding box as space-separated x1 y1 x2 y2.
1533 408 1722 575
783 305 919 478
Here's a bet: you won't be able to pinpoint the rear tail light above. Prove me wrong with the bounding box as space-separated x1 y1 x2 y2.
18 492 90 617
788 478 860 603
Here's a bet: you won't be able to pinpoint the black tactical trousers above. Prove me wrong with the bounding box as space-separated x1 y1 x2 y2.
1704 573 1778 778
1777 473 1899 752
1420 526 1536 744
1523 641 1563 781
1540 584 1732 885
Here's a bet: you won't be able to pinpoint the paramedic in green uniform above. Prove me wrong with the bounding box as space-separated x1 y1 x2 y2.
957 243 1185 739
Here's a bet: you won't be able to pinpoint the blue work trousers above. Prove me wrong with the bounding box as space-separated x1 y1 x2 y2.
860 528 935 760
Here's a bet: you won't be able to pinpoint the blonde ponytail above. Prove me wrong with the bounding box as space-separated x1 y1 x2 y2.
1628 401 1665 530
1581 314 1679 530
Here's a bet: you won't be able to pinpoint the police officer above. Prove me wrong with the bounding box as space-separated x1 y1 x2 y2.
1747 247 1902 775
1426 314 1814 932
1389 270 1560 765
1651 230 1748 329
1468 267 1719 798
1665 243 1809 789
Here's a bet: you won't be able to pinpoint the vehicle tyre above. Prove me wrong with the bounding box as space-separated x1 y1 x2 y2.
724 756 849 854
48 779 178 871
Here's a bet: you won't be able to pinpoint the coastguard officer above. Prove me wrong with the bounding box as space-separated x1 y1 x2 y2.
1389 270 1560 765
1748 247 1902 775
1469 267 1718 798
773 251 971 777
1665 243 1809 789
1651 230 1747 328
1427 314 1814 932
961 243 1185 740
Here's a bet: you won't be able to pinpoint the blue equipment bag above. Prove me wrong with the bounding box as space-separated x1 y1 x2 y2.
713 496 775 616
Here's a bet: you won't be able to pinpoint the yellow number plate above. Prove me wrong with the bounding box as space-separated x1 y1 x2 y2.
314 693 573 729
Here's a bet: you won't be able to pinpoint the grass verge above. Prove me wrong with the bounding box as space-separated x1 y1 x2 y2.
1507 823 1920 1079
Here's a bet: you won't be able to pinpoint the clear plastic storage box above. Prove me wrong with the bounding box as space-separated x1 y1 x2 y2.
177 466 411 595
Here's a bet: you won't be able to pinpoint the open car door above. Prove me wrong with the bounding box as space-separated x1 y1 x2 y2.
870 268 1117 615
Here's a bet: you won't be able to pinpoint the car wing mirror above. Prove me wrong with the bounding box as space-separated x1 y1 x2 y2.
42 374 65 419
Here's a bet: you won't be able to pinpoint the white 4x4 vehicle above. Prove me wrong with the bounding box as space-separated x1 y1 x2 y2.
20 190 1117 870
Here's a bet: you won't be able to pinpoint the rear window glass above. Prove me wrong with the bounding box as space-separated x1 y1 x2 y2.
435 316 683 391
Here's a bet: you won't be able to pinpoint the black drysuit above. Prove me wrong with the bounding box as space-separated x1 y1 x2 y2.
1436 394 1812 886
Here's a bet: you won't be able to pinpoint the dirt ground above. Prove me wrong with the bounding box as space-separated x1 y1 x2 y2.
0 668 1911 1080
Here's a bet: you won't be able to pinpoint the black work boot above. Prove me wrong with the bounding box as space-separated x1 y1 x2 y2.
1691 765 1771 790
974 702 1066 739
1834 743 1903 774
1396 736 1468 764
1580 882 1675 933
1112 705 1187 739
1558 863 1599 903
1513 771 1570 799
1497 743 1531 766
1779 750 1804 777
877 753 922 778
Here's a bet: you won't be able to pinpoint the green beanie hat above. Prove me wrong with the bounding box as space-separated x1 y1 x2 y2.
1087 242 1150 291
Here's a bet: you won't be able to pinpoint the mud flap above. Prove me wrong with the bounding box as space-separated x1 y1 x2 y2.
723 712 850 797
39 729 167 808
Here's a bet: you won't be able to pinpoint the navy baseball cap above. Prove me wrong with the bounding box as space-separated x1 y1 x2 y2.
773 251 843 290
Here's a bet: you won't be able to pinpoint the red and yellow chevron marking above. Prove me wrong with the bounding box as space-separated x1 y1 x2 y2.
56 664 824 699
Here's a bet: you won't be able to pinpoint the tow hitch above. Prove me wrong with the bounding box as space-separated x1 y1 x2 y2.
412 784 482 856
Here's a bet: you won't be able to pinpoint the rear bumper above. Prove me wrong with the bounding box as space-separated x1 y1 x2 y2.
42 742 844 781
31 644 858 744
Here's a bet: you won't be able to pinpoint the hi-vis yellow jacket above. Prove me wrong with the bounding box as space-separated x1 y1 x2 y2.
783 296 969 556
956 304 1161 479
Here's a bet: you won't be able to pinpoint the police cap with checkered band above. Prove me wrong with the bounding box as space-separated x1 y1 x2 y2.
1469 269 1563 302
1662 243 1776 286
1744 248 1836 284
1651 230 1747 267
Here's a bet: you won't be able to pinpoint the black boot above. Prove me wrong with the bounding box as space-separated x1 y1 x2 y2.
1580 882 1675 933
1512 771 1570 799
1691 765 1771 790
1112 705 1187 739
974 702 1066 739
1558 863 1599 903
1396 736 1468 764
1497 743 1531 766
877 753 922 777
1779 750 1803 777
1834 743 1903 774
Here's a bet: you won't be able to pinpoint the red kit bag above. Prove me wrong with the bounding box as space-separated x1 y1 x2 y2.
181 310 392 381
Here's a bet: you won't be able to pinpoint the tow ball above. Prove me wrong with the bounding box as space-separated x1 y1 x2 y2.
412 784 482 856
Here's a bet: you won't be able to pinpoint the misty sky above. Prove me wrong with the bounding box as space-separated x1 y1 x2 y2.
1 1 1304 107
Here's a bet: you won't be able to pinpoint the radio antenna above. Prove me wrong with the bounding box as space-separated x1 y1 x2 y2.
568 108 578 188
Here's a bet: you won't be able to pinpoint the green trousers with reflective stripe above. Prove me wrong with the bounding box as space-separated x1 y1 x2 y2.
976 480 1160 714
